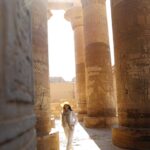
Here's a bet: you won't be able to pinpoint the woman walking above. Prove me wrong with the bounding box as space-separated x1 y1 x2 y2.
61 104 77 150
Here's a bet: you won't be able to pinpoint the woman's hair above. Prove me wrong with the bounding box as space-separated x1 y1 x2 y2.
63 104 72 111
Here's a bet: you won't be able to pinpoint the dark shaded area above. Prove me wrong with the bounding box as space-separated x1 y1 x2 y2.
79 122 127 150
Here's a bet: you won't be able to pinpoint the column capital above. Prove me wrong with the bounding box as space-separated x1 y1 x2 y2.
81 0 106 7
64 6 83 30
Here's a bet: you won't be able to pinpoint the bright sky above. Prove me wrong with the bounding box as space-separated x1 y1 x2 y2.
48 0 114 81
48 10 75 81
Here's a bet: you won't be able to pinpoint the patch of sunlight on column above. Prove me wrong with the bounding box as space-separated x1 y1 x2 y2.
55 119 101 150
106 0 115 66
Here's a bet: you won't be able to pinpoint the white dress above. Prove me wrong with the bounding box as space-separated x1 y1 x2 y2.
62 110 77 150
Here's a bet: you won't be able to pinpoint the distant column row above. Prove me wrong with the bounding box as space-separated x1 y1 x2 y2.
65 0 150 149
65 6 87 122
65 0 116 128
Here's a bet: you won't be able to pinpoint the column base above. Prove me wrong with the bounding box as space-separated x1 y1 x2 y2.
37 130 59 150
77 113 87 122
112 126 150 150
106 117 118 127
83 116 118 128
84 116 106 128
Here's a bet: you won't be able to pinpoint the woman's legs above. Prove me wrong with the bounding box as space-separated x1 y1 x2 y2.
64 126 69 138
66 128 74 150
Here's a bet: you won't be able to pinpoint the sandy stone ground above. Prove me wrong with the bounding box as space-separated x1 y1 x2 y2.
55 119 126 150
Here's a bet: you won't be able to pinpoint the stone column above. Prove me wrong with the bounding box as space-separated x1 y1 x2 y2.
81 0 116 127
32 0 52 149
0 0 36 149
65 7 87 121
111 0 150 149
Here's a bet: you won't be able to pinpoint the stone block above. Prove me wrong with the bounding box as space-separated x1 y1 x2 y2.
84 116 106 128
37 130 59 150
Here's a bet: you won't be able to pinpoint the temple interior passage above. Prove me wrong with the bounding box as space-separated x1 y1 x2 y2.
0 0 150 150
55 119 125 150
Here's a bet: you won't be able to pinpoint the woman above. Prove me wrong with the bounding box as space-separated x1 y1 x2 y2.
61 104 77 150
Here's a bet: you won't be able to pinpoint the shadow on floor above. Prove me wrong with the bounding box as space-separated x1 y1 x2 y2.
55 119 126 150
79 122 126 150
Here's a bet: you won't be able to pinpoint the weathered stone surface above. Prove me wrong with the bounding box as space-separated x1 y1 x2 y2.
81 0 116 127
0 0 36 149
0 114 35 144
111 0 150 149
35 111 51 135
1 128 36 150
65 6 87 121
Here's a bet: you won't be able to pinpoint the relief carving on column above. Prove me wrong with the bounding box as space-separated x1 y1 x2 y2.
4 0 33 103
0 0 36 149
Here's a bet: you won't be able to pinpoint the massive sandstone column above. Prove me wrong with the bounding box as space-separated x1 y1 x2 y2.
111 0 150 149
81 0 116 127
0 0 36 149
65 6 87 121
32 0 52 149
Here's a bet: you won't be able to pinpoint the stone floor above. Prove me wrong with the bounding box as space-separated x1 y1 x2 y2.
55 119 126 150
